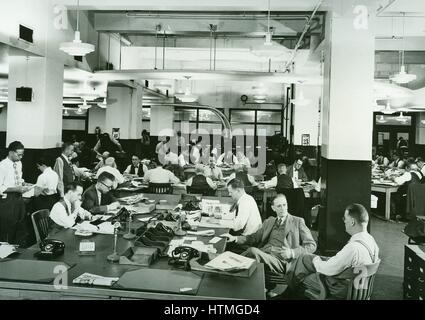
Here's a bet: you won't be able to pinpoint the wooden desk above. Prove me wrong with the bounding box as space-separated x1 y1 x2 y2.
0 204 265 300
371 184 399 221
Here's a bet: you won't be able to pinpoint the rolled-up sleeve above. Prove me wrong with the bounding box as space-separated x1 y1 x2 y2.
313 244 355 276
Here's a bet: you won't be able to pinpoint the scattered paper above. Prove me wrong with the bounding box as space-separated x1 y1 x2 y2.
183 236 197 241
73 273 119 287
204 251 254 272
209 237 222 244
187 229 216 237
0 244 17 259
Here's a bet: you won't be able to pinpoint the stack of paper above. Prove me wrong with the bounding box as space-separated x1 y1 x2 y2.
0 244 17 259
195 218 234 229
73 273 119 287
204 251 255 272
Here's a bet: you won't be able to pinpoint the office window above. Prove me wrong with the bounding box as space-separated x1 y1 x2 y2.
230 110 255 123
230 109 283 137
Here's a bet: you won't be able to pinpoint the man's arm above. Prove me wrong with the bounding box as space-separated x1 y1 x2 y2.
292 219 317 258
186 177 193 187
236 220 267 246
169 172 180 184
124 165 131 174
231 200 251 233
313 244 356 276
53 158 64 197
248 175 258 187
50 203 77 229
263 177 277 189
300 168 309 181
206 177 217 190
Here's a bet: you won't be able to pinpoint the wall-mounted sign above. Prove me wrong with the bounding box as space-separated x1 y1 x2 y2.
112 128 120 140
302 134 310 146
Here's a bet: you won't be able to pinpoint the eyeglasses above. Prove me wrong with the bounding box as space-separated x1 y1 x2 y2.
14 151 24 158
100 182 113 190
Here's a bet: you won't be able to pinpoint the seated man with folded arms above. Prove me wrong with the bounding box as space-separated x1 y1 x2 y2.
226 179 262 236
261 163 294 190
144 161 180 184
50 182 92 230
283 203 379 300
82 172 121 214
186 164 217 195
222 194 316 275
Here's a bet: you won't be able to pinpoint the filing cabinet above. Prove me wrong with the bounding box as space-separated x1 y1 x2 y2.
404 245 425 300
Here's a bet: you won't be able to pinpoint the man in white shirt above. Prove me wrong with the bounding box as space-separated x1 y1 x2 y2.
163 150 179 166
54 142 75 197
34 156 59 211
204 157 224 181
217 150 238 166
178 150 190 167
226 178 262 236
284 203 379 300
415 157 425 177
236 151 251 168
144 162 180 184
96 157 125 189
0 141 32 245
50 182 92 230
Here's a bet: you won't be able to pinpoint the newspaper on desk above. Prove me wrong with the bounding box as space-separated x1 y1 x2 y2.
0 243 18 259
200 200 234 220
73 273 119 287
204 251 255 272
193 217 234 229
73 221 115 234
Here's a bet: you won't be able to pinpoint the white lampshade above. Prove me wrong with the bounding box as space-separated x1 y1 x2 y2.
60 31 95 57
390 65 417 84
75 107 86 115
79 99 92 110
250 33 288 58
97 98 108 109
381 101 395 115
291 91 311 106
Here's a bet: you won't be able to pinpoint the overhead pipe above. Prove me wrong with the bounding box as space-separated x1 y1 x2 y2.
283 0 323 72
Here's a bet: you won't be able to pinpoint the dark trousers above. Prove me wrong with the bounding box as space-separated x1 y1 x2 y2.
0 193 28 246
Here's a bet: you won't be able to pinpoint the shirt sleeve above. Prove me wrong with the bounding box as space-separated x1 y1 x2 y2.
313 243 356 276
50 203 77 229
394 172 411 186
248 175 258 186
144 171 151 183
36 174 45 188
217 154 224 166
124 165 131 174
206 177 217 190
264 177 277 188
186 177 193 187
232 199 250 232
169 172 180 184
54 158 65 197
93 141 101 153
0 165 7 194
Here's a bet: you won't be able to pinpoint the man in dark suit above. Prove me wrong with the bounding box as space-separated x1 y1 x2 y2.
287 158 309 187
81 172 120 214
222 194 316 274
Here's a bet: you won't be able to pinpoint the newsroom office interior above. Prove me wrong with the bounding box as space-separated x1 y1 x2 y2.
0 0 425 300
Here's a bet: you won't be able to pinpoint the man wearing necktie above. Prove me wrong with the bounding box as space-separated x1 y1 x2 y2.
222 194 316 276
0 141 32 245
287 158 309 188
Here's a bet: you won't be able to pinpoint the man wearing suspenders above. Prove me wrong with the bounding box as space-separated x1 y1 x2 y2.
284 203 379 300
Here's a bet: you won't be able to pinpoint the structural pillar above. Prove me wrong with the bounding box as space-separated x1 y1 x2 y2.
7 52 64 182
319 0 377 254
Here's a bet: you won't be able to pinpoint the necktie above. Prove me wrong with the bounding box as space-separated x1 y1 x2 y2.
13 163 20 187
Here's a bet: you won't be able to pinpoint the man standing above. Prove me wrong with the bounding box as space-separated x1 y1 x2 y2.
0 141 32 245
222 194 316 274
54 142 75 198
34 156 59 211
82 172 121 215
50 182 92 230
226 179 262 236
284 203 379 300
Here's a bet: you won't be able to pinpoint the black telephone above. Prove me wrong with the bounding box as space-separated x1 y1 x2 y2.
38 239 65 258
168 246 200 271
113 207 130 223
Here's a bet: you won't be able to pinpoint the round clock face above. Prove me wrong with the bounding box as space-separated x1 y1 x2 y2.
241 95 248 102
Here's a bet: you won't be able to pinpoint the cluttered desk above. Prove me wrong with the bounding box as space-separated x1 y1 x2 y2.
0 194 265 300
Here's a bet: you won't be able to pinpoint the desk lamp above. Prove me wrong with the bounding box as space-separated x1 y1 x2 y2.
174 212 187 236
123 212 136 240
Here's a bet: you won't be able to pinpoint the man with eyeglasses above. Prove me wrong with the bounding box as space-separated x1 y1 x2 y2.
0 141 32 245
82 172 121 214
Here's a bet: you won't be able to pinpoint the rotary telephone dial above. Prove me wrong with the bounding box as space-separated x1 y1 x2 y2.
168 246 200 271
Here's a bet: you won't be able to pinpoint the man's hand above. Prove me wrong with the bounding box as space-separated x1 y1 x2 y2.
108 202 121 211
220 233 237 243
279 247 293 260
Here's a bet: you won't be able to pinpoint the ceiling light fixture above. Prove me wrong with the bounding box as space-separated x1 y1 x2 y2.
291 83 311 106
59 0 95 57
97 98 108 109
75 107 86 115
390 13 417 84
396 112 408 122
377 115 387 123
381 101 395 115
79 99 91 110
250 0 288 58
63 109 70 116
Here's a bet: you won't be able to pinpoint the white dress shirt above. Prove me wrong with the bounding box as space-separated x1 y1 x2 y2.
178 154 189 167
232 193 262 236
229 172 258 186
0 157 23 195
292 167 301 188
36 167 59 195
164 152 179 165
420 166 425 177
50 198 91 229
204 166 224 180
144 167 180 184
263 176 278 189
313 231 379 276
394 171 422 186
124 164 149 176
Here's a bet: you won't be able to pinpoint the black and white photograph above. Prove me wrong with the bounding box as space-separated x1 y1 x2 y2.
0 0 424 307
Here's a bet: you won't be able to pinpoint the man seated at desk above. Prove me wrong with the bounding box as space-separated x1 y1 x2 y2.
144 161 180 184
178 150 190 167
96 157 125 189
82 172 121 214
228 164 258 187
124 154 148 178
163 149 179 165
282 203 379 300
204 157 224 181
226 178 262 236
261 163 294 191
217 150 238 166
287 158 309 188
50 182 92 229
222 194 316 276
93 151 110 172
186 164 217 195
